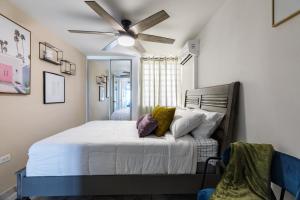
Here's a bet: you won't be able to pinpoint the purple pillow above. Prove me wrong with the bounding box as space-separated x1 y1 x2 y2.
137 114 158 137
136 115 145 128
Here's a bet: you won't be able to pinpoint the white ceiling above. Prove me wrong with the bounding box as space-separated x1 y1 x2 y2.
9 0 224 57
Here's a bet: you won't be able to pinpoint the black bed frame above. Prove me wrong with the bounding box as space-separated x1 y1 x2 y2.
16 82 240 199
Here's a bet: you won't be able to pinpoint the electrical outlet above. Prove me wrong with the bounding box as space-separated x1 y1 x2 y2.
0 154 11 164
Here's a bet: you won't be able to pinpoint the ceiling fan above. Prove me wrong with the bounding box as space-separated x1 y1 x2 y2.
68 1 175 54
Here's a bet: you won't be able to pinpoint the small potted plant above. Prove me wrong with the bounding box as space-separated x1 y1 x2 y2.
0 40 8 53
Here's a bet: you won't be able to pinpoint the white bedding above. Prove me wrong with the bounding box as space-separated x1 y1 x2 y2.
26 121 197 176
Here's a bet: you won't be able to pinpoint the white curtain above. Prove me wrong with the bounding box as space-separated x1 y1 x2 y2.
141 57 181 114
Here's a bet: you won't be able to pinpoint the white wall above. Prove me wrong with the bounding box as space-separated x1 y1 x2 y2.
198 0 300 198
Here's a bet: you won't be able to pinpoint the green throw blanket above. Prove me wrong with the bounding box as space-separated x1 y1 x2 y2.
210 142 274 200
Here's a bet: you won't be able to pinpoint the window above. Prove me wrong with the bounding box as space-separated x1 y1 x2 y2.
141 57 181 113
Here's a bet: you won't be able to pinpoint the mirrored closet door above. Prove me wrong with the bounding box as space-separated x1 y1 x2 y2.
87 60 110 121
110 60 132 120
87 59 132 121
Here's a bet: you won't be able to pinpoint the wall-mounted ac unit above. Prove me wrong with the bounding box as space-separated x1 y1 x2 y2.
179 40 199 65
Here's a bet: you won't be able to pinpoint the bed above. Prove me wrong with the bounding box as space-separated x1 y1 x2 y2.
26 120 218 176
27 121 198 176
16 82 239 199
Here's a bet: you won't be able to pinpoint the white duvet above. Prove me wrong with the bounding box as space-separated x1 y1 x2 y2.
26 121 197 176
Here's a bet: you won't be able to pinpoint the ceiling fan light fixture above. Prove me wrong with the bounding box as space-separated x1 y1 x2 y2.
118 35 135 47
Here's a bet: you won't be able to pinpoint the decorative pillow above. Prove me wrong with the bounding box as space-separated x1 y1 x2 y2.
137 114 158 137
152 105 161 116
152 106 176 137
170 109 204 138
191 109 225 139
136 115 145 128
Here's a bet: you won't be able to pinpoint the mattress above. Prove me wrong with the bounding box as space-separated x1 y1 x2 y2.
26 121 198 176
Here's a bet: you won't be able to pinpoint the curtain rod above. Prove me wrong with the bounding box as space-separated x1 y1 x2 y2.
141 57 178 61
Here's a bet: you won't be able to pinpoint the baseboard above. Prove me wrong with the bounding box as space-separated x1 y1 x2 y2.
0 186 16 200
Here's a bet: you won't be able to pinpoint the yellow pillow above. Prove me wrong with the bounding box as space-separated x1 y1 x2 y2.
152 106 176 137
152 105 161 116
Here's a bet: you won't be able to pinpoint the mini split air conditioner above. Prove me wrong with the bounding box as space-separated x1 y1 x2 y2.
179 40 199 65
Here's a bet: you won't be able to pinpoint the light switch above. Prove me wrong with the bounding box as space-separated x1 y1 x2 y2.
0 154 11 164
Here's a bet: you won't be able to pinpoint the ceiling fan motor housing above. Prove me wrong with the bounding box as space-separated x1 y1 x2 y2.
121 19 132 31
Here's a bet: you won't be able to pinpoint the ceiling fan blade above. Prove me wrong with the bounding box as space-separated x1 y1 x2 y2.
130 10 169 34
137 33 175 44
134 40 146 54
85 1 125 31
68 30 116 36
102 39 119 51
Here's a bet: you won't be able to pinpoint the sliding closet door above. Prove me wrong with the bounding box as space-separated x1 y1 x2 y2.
110 60 132 120
87 60 110 121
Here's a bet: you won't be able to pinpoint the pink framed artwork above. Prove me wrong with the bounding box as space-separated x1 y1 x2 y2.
0 14 31 94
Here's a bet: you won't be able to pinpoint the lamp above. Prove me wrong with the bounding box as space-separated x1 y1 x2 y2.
118 35 135 47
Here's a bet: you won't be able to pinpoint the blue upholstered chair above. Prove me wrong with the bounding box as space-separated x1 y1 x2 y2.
198 149 300 200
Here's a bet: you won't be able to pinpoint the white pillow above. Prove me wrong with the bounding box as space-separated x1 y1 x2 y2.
191 109 225 139
170 109 204 138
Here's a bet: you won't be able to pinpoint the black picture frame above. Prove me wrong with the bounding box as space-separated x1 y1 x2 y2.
99 85 105 102
43 71 65 104
272 0 300 27
105 76 109 98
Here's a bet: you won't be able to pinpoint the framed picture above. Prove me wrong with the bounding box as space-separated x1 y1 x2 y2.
43 71 65 104
105 76 109 98
273 0 300 27
99 85 105 102
0 14 31 94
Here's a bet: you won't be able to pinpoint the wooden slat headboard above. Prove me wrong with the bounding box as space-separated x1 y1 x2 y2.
184 82 240 154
